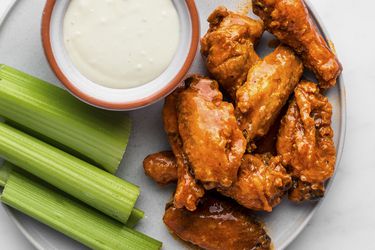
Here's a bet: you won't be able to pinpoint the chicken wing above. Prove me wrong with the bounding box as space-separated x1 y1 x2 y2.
178 75 246 189
143 151 177 185
218 154 291 212
142 152 290 211
201 6 264 98
163 88 204 211
163 193 272 250
277 81 336 186
253 0 342 88
236 45 303 143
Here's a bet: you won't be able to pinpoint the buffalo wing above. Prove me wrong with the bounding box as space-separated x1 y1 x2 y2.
201 6 264 98
253 0 342 88
218 154 291 211
277 81 336 201
163 88 204 211
164 193 271 250
236 45 303 143
178 76 246 189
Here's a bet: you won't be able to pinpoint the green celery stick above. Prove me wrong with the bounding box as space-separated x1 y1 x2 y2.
1 165 161 250
0 162 143 228
0 64 131 174
0 122 139 224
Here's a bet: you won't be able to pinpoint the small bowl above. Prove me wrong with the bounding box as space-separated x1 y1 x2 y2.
42 0 199 110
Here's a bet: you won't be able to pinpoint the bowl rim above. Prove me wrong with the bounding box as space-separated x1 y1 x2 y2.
41 0 200 110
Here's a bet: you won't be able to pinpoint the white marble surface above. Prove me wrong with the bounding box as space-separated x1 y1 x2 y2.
0 0 374 249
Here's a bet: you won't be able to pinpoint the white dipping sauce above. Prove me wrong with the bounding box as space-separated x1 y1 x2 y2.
63 0 180 89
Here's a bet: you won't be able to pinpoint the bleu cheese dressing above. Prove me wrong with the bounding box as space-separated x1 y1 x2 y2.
63 0 180 89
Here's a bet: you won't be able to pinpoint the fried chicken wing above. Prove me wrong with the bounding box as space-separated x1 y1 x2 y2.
142 150 290 211
142 152 290 211
253 0 342 88
236 45 303 143
218 154 291 212
178 76 246 189
201 6 264 98
163 193 271 250
163 89 204 211
142 151 291 211
143 151 177 185
277 81 336 186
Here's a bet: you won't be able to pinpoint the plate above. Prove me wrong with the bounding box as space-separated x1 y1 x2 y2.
0 0 346 249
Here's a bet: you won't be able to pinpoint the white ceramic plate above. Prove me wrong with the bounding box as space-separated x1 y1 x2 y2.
0 0 346 249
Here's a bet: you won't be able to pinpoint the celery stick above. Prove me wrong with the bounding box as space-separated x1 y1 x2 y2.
0 122 139 223
1 170 161 250
0 162 143 228
0 64 131 174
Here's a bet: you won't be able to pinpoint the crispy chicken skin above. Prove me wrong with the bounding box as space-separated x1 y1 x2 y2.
236 45 303 143
288 178 325 202
277 81 336 186
178 76 246 189
253 0 342 88
143 151 177 185
163 194 272 250
201 6 264 98
163 88 204 211
218 154 291 212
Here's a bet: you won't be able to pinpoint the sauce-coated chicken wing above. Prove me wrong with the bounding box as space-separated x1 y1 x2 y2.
178 76 246 189
163 89 204 211
277 81 336 187
201 6 264 98
253 0 342 88
236 45 303 143
163 193 272 250
218 154 291 212
143 151 177 185
142 152 291 211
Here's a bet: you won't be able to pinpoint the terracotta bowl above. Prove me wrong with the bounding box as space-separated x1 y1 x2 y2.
41 0 199 110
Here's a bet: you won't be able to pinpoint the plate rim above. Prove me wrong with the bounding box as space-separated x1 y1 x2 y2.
1 0 347 249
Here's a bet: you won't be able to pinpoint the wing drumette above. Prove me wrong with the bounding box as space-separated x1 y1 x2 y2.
253 0 342 88
277 81 336 202
201 6 264 98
